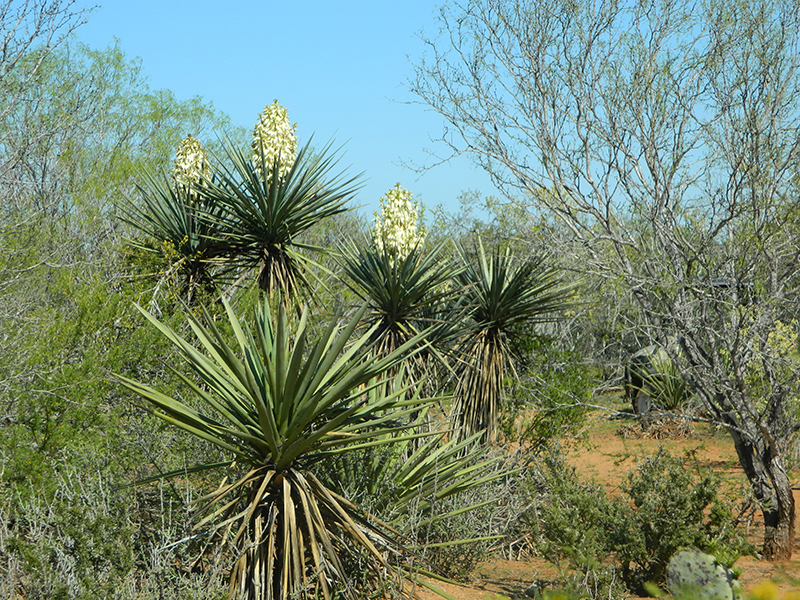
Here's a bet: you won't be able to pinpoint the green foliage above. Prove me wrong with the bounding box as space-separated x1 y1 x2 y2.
2 41 233 223
338 240 459 348
528 449 754 597
527 570 625 600
531 454 628 570
0 256 233 597
1 473 228 600
0 18 684 600
2 466 135 599
0 38 239 598
413 0 800 559
613 449 740 589
407 490 495 581
501 336 592 451
643 357 691 412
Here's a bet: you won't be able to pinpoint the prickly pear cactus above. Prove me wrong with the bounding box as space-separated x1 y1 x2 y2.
667 549 742 600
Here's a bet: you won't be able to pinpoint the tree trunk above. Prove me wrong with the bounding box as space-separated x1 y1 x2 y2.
728 428 795 560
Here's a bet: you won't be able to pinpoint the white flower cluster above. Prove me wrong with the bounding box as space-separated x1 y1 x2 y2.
373 183 424 260
172 134 209 190
252 100 298 184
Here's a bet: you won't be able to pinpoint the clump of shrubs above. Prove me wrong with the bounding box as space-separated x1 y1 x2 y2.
527 448 755 598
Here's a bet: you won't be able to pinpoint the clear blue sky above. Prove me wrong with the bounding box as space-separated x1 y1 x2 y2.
74 0 498 217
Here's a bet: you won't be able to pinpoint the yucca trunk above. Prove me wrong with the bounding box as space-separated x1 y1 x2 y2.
228 467 380 600
455 330 506 444
183 261 215 305
257 245 299 296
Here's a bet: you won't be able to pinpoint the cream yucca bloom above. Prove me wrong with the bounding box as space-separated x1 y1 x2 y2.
252 100 298 183
373 183 424 259
172 134 209 191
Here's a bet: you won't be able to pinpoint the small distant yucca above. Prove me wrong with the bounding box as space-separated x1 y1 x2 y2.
171 134 209 191
373 183 424 260
251 100 297 183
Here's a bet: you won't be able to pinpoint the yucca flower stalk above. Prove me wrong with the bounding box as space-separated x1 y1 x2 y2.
117 298 450 600
453 241 573 443
251 100 298 184
373 183 425 261
172 134 210 192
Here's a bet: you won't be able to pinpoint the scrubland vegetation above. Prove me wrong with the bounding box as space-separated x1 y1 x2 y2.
1 1 799 599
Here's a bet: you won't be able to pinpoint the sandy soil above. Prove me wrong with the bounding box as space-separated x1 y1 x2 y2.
413 414 800 599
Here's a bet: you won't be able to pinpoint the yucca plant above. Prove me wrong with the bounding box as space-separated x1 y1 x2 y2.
453 241 573 443
639 352 691 411
117 298 443 600
200 137 361 299
337 240 462 387
123 137 229 304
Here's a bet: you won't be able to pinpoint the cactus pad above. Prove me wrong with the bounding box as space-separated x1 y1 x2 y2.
667 549 741 600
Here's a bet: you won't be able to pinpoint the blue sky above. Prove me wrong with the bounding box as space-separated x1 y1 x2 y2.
74 0 498 217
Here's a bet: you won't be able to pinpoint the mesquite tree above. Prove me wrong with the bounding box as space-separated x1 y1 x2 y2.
412 0 800 559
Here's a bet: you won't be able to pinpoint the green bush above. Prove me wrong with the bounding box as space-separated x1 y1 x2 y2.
0 262 232 598
527 453 630 600
614 448 754 587
527 448 755 597
501 336 594 451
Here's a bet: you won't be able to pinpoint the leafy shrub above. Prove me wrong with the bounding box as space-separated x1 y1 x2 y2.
2 466 132 599
615 448 754 589
527 448 755 597
0 269 230 599
527 453 630 600
501 336 594 451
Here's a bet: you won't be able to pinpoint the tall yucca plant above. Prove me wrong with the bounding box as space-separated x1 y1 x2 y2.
337 240 462 394
201 138 362 298
117 298 437 600
453 242 572 443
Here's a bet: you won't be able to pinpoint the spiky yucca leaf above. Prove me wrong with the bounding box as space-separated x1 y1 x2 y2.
453 241 572 443
317 408 512 587
117 298 443 600
376 430 510 531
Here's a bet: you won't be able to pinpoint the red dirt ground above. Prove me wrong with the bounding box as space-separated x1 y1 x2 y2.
414 414 800 599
